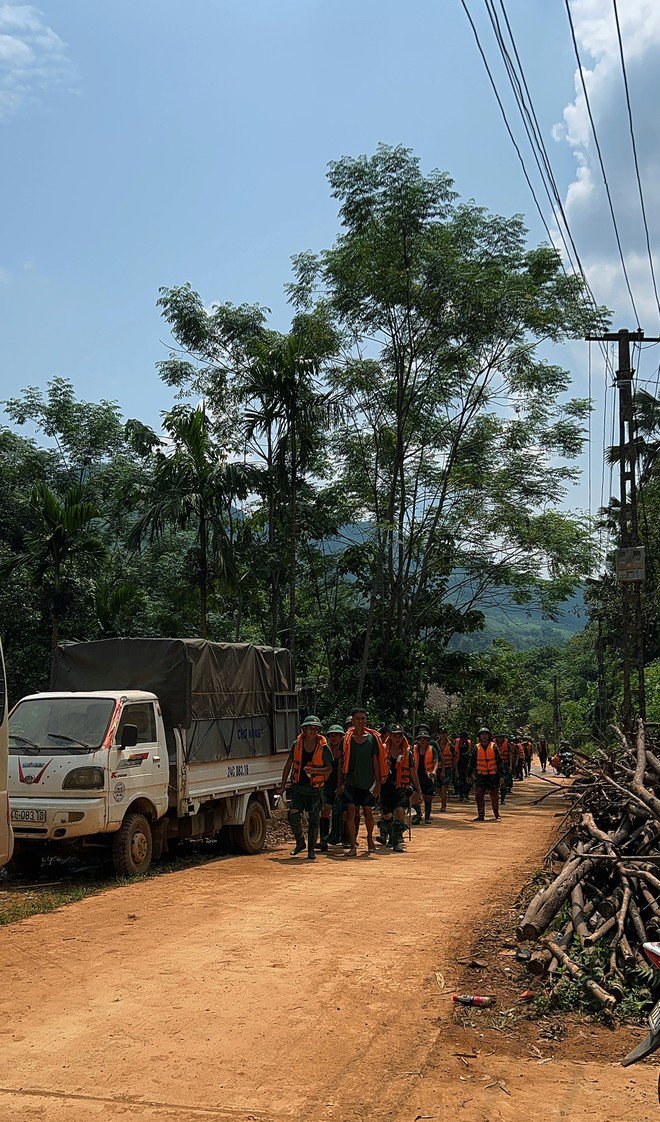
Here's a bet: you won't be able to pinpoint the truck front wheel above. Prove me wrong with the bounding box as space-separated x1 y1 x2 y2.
112 812 153 877
231 800 267 855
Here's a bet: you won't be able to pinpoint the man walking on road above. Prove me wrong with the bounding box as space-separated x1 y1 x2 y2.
538 736 548 773
454 731 472 801
378 725 423 851
320 725 344 849
494 733 512 805
412 725 439 823
436 728 456 813
523 737 533 777
279 716 332 860
338 708 383 856
468 727 504 822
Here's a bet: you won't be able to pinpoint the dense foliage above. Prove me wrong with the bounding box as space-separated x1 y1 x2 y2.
0 146 606 720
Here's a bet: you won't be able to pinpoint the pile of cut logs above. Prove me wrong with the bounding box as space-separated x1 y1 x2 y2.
517 719 660 1010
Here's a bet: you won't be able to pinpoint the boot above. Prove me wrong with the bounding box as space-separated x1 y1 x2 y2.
424 799 432 823
327 803 342 845
412 808 422 826
391 820 405 852
307 823 318 860
288 811 306 855
377 818 390 846
318 817 330 852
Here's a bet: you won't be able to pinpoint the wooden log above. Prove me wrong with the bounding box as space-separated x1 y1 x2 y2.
543 938 617 1009
631 720 660 821
583 914 617 947
571 883 589 944
518 858 594 940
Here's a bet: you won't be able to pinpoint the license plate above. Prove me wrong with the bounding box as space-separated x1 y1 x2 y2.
650 1002 660 1035
11 808 46 824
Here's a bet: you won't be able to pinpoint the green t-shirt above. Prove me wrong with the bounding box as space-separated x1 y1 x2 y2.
346 732 379 790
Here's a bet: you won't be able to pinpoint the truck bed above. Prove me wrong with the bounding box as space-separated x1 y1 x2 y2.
183 749 288 804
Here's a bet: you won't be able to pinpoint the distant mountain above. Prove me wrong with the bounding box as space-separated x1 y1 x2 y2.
449 590 586 652
318 526 588 652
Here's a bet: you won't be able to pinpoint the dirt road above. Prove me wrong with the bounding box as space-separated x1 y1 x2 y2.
0 775 655 1122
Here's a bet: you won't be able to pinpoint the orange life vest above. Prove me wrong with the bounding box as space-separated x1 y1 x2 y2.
438 738 455 768
396 746 412 787
342 727 385 781
476 741 498 777
413 744 437 776
495 738 509 765
454 736 471 761
291 733 328 788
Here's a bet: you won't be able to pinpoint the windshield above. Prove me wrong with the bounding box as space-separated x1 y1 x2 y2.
9 697 115 753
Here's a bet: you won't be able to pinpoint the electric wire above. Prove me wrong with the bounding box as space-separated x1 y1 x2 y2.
484 0 592 293
461 0 614 388
458 0 565 259
563 0 641 327
612 0 660 324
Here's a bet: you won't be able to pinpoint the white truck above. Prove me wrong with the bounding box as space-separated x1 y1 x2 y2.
7 638 298 876
0 640 13 868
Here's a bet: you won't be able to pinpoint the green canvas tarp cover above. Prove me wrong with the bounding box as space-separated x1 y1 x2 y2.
50 638 294 732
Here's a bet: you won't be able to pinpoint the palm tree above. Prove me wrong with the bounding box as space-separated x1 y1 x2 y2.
4 483 104 649
128 405 248 638
242 333 333 661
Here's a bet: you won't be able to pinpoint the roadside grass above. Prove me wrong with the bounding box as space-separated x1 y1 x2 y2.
0 816 291 929
0 819 291 926
0 846 220 926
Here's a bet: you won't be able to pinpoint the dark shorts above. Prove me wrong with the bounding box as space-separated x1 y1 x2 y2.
342 784 377 808
475 775 499 791
322 788 338 807
418 775 435 798
289 787 323 814
380 783 408 813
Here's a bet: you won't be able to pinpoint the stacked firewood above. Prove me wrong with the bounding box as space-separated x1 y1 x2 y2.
517 719 660 1010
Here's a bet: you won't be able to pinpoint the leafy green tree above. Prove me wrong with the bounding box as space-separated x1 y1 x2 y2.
288 144 606 711
4 482 103 649
127 404 248 638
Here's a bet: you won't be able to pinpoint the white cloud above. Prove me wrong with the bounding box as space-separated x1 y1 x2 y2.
0 4 76 121
555 0 660 329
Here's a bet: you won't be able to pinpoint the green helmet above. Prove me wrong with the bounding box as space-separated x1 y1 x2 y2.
301 715 322 728
327 724 344 734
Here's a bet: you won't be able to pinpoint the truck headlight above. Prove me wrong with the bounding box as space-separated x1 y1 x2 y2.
62 767 105 790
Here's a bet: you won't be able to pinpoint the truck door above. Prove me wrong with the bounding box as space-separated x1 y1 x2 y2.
111 702 163 806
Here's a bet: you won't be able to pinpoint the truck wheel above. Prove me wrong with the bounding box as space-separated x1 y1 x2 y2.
112 813 153 877
231 800 267 855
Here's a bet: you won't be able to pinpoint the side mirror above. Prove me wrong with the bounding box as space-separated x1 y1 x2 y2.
120 723 139 750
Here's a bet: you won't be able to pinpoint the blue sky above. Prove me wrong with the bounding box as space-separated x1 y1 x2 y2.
1 0 659 516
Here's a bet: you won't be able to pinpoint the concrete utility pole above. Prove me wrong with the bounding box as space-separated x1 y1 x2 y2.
552 673 561 753
586 328 660 730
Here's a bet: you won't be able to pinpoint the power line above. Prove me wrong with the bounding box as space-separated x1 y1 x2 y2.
483 0 591 292
458 0 563 257
460 0 615 397
563 0 641 327
612 0 660 324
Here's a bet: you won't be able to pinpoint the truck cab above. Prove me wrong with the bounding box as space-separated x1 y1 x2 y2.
8 690 169 869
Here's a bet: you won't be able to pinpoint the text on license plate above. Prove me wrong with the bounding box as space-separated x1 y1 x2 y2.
11 808 46 824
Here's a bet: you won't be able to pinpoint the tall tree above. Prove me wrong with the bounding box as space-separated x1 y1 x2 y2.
4 482 104 649
127 404 248 638
288 144 606 711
